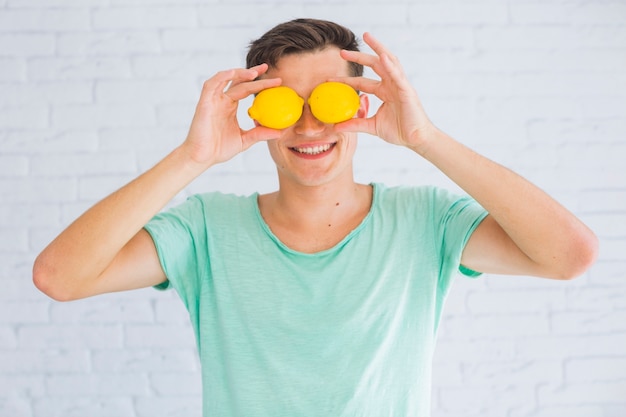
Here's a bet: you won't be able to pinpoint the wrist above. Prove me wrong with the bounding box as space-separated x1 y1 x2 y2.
406 124 443 159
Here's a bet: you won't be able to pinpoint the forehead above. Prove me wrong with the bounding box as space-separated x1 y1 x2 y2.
266 47 352 87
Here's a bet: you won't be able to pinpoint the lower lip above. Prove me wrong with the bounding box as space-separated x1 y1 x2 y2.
290 144 336 160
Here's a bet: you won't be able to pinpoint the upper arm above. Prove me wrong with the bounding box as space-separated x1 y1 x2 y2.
87 229 167 297
460 215 544 277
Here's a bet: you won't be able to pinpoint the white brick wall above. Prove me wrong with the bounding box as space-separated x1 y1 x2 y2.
1 0 624 416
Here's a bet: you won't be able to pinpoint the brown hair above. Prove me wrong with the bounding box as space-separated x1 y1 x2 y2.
246 18 363 77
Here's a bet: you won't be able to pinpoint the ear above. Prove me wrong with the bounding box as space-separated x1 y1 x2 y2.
357 94 369 118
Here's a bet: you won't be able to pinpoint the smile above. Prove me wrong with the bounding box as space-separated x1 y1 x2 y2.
290 143 335 155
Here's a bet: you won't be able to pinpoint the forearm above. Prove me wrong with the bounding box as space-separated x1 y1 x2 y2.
33 145 209 294
412 127 598 277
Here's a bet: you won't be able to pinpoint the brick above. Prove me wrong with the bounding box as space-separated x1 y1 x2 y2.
155 100 198 128
124 324 195 348
0 105 48 129
0 9 89 32
0 155 28 177
511 3 626 24
28 57 132 81
0 58 25 81
443 313 551 340
511 73 626 97
92 348 198 372
92 6 197 30
50 298 154 323
97 127 185 151
57 32 161 56
0 375 45 396
432 361 463 386
0 203 61 228
8 0 107 6
52 104 156 128
197 4 306 27
150 372 202 395
588 261 626 286
18 324 124 348
0 82 92 106
466 360 563 386
0 394 32 417
466 289 567 314
580 190 626 213
371 26 474 51
31 397 135 417
154 298 190 323
0 325 17 348
135 396 202 417
477 25 626 50
584 213 626 238
0 301 48 323
95 79 198 104
527 119 626 146
409 3 508 25
0 34 54 57
131 53 221 78
0 277 46 301
606 405 626 417
551 310 626 335
0 228 28 252
476 97 582 123
510 405 605 417
162 28 254 53
29 152 137 177
111 0 212 4
439 385 535 416
565 357 626 383
0 349 90 373
518 334 626 360
2 129 98 153
566 285 626 311
538 381 626 405
434 338 516 362
45 373 150 396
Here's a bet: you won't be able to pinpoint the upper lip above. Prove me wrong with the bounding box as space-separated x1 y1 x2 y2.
288 141 336 149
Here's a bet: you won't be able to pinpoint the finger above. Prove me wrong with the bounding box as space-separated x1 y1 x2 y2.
227 77 282 101
334 116 376 136
330 76 380 94
363 32 396 63
340 49 389 80
340 49 379 69
229 63 270 87
241 125 282 147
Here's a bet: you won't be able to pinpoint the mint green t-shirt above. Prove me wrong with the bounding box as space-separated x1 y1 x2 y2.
144 183 487 417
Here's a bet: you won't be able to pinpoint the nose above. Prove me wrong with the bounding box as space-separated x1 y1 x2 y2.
293 104 325 136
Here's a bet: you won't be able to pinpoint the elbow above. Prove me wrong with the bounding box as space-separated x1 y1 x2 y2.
32 255 78 302
555 228 600 280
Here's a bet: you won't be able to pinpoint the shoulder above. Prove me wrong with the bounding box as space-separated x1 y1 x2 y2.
374 183 442 209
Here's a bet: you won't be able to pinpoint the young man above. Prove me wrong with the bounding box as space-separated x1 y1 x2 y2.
34 19 598 416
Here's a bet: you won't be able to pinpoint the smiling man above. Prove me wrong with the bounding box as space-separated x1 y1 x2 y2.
34 18 598 417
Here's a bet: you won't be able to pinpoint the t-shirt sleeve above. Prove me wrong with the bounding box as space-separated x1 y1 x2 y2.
431 187 488 278
143 195 209 310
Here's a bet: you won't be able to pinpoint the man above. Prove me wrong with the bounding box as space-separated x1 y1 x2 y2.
34 18 598 416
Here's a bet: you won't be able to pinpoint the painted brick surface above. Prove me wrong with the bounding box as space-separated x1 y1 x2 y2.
1 0 624 416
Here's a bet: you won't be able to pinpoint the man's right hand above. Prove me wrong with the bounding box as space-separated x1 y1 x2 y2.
181 63 284 168
33 64 284 301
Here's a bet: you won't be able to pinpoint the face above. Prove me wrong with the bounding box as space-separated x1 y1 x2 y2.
263 47 369 189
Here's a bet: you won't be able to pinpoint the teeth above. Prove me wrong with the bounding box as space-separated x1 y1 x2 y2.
293 144 333 155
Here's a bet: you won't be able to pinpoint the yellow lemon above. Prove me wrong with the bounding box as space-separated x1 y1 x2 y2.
248 86 304 129
308 82 360 124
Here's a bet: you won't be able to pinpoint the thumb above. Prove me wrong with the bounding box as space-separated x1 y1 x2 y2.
241 126 282 149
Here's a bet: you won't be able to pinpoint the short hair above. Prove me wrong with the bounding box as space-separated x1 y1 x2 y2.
246 18 363 77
